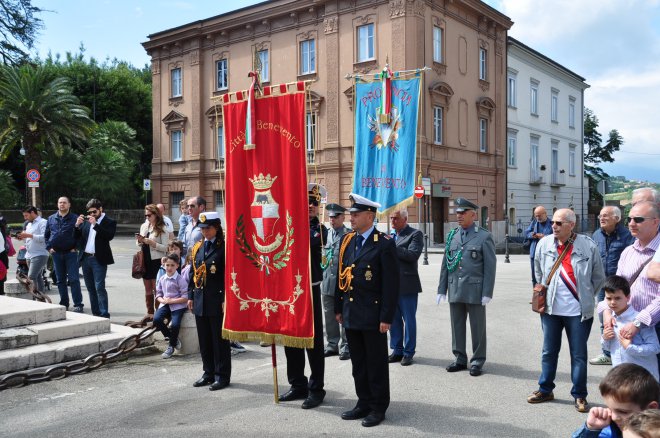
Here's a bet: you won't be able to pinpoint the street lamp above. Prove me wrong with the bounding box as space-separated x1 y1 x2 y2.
504 215 510 263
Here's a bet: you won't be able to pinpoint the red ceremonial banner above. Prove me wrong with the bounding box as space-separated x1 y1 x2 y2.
222 87 313 348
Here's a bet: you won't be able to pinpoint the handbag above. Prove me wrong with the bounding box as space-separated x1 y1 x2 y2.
532 234 574 313
5 234 16 257
131 250 146 279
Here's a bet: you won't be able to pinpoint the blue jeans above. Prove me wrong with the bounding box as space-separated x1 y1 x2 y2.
82 255 109 317
390 293 419 357
538 313 593 399
52 251 83 309
530 257 537 285
154 305 186 347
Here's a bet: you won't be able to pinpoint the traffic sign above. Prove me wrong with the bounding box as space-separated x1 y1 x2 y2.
143 179 151 191
26 169 41 182
414 185 425 199
28 181 39 188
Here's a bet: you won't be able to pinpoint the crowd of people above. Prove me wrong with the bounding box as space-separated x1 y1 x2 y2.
1 186 659 431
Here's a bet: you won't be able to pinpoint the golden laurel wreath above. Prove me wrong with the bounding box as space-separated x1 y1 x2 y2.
230 269 304 319
236 212 294 274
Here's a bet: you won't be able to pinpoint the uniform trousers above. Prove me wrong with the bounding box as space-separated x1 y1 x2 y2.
195 314 231 383
284 284 325 394
449 302 487 367
346 328 390 413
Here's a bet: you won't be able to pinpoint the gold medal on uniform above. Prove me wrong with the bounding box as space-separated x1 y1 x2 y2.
365 270 372 281
210 264 217 274
321 255 327 265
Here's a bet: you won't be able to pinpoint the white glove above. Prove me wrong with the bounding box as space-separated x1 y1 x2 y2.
481 296 491 306
436 294 447 305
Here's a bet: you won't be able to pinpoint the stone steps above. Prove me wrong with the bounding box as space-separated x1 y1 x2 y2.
0 296 154 375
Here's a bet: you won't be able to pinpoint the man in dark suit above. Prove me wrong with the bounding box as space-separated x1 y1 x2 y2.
188 211 231 391
279 183 328 409
437 198 497 377
335 193 399 427
75 199 117 318
388 209 423 366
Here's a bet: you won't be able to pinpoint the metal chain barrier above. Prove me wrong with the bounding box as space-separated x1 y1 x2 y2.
16 272 53 304
0 325 158 391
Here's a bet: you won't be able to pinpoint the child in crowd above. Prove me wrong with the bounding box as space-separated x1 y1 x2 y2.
572 363 660 437
601 275 660 381
156 240 185 284
154 253 189 359
622 409 660 438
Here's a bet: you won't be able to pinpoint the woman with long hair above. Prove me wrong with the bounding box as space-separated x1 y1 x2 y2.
137 204 169 317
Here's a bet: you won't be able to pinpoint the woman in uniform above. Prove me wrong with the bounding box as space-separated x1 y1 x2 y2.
187 211 231 391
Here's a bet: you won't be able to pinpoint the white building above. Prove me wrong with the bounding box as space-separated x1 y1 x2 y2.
506 37 589 235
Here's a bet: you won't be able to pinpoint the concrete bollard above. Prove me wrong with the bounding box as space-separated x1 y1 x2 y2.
176 311 199 355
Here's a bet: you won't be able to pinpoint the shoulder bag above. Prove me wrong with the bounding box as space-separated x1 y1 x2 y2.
132 250 146 279
532 235 574 313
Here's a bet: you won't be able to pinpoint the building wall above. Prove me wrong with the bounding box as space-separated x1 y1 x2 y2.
143 0 512 242
506 39 589 232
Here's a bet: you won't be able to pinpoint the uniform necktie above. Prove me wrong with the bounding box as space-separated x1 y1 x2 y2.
204 240 211 256
461 230 467 243
356 235 365 255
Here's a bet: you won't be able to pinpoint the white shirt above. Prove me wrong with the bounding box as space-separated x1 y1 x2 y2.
163 216 174 234
25 216 49 258
84 213 105 254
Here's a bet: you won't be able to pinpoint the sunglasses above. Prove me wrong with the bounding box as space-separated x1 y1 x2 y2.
87 210 98 215
187 205 197 209
145 214 153 218
551 221 565 226
626 216 655 224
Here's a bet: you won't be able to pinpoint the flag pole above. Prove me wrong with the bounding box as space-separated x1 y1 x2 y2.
271 343 279 403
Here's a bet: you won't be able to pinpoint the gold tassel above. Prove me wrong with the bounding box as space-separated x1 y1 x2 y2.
222 329 314 349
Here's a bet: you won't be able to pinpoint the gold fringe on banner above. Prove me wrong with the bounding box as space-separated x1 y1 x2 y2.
221 328 314 349
377 195 416 220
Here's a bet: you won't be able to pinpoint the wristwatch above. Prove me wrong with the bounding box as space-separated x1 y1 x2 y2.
633 319 642 329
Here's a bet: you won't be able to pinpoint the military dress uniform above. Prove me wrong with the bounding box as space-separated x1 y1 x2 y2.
321 203 351 358
335 194 399 424
437 198 496 375
279 184 328 408
188 212 231 390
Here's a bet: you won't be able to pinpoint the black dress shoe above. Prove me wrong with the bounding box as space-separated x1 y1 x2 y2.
469 365 483 376
446 362 468 372
193 376 214 387
401 356 413 366
209 380 230 391
339 351 350 361
361 411 385 427
324 349 339 357
278 388 308 402
341 407 370 420
301 391 325 409
388 354 403 363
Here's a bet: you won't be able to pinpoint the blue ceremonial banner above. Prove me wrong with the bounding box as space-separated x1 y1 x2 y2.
352 74 420 214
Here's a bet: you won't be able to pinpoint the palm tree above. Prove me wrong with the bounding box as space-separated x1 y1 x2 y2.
0 64 94 207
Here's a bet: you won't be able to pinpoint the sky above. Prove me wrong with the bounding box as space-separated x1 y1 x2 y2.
31 0 660 183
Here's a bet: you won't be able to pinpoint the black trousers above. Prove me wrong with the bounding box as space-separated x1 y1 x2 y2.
346 328 390 414
195 314 231 383
283 284 325 393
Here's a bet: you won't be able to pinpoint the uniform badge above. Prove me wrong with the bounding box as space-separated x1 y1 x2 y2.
374 234 379 242
210 264 217 274
365 270 373 281
471 250 477 260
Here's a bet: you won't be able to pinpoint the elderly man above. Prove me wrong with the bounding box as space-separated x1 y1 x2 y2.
524 206 553 285
632 187 659 206
321 203 351 360
589 206 634 365
388 209 423 366
599 201 660 371
527 208 605 413
437 198 496 377
335 193 399 427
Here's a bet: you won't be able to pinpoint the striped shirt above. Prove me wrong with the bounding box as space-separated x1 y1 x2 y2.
599 232 660 327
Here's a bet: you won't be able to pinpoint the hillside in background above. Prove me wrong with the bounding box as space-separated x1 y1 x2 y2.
604 176 660 205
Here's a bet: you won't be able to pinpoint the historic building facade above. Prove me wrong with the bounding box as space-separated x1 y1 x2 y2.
506 37 589 235
142 0 512 243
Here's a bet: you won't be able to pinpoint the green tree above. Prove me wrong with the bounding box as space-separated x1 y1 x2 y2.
0 169 20 207
583 108 624 202
76 147 133 207
0 64 95 207
0 0 43 65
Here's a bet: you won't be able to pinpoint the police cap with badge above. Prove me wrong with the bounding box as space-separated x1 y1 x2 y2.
326 203 346 218
454 197 478 213
348 193 381 213
308 183 327 206
197 211 221 228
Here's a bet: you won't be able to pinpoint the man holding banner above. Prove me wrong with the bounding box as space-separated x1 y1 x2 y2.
335 194 399 427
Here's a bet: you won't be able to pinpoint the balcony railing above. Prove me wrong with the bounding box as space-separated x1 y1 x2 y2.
550 172 566 186
529 169 544 185
307 149 315 164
